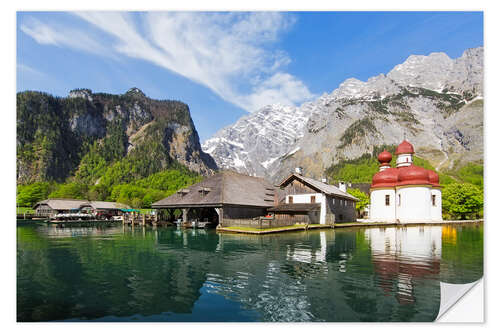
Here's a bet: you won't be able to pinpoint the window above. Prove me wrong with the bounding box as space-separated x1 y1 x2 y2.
385 195 390 206
432 194 436 206
289 196 293 204
310 196 316 203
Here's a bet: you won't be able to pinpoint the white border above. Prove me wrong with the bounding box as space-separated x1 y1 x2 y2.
3 1 497 332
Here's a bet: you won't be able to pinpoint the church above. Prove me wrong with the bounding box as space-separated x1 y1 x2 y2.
369 140 442 222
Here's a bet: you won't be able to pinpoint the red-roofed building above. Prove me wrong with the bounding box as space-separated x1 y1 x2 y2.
369 141 442 222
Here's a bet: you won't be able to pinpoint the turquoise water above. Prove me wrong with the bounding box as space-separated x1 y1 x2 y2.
17 223 483 322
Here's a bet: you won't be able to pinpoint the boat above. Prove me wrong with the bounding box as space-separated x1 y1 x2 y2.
50 213 95 222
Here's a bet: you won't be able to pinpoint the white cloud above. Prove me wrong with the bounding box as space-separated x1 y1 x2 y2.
20 17 110 57
242 72 315 111
21 12 315 112
17 63 45 77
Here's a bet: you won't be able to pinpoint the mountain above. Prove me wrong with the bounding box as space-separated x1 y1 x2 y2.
17 88 217 184
202 104 311 176
202 47 483 182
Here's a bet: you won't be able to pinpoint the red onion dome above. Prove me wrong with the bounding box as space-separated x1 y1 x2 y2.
395 140 415 155
371 168 398 188
428 170 440 187
378 150 392 164
397 165 431 186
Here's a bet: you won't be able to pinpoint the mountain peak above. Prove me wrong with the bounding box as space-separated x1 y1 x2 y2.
68 88 93 101
125 87 146 98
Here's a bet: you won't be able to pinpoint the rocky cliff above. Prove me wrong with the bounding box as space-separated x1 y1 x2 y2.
202 47 483 182
17 88 217 184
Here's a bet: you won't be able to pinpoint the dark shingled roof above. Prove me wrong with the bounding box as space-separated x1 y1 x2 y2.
268 203 320 213
278 173 359 201
152 171 275 208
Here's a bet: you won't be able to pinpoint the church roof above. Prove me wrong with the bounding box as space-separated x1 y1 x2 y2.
371 140 440 189
395 140 415 155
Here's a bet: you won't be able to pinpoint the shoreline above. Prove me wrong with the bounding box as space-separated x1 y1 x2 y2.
216 219 484 234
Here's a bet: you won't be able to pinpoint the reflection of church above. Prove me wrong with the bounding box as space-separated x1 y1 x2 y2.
365 227 442 304
370 140 442 222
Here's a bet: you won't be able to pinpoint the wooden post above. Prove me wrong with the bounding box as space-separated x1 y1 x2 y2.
142 214 146 226
182 208 189 223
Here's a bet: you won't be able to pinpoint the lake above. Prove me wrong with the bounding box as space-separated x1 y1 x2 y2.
17 223 483 322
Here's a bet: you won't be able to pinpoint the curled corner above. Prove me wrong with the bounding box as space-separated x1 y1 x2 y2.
436 278 483 322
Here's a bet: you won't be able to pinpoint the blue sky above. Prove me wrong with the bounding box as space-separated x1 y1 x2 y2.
17 11 483 142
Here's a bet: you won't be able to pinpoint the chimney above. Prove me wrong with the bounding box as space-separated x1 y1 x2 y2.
295 167 303 175
321 178 328 184
338 181 347 193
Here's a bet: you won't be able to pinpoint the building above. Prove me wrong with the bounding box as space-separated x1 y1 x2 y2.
272 171 358 223
33 199 130 217
79 201 131 219
34 199 89 216
152 171 275 227
369 140 442 222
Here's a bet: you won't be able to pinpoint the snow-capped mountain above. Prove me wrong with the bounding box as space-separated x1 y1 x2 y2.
203 47 483 182
202 104 311 177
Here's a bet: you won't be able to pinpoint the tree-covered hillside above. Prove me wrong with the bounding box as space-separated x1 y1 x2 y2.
16 88 216 208
17 88 216 184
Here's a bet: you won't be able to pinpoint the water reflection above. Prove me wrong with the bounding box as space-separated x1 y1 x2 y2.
17 224 482 322
365 227 442 305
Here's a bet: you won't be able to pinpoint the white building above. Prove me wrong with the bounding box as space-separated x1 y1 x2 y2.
271 171 358 224
369 140 442 222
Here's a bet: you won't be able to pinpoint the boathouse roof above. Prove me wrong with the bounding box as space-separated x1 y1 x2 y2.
151 170 275 208
33 199 131 210
33 199 89 210
278 173 359 201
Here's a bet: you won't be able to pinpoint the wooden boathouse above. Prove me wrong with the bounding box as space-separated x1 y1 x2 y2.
33 199 131 218
151 171 276 228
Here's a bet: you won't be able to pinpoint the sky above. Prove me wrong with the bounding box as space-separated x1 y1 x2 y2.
16 11 483 142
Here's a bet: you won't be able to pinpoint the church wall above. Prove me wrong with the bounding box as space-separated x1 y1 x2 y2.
370 189 396 222
430 188 443 221
396 186 432 222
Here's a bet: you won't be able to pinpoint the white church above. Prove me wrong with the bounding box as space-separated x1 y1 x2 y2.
369 140 442 222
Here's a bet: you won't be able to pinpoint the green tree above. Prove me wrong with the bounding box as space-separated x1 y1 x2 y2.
48 183 88 200
442 183 483 220
16 182 51 207
347 188 370 215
